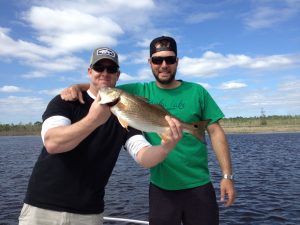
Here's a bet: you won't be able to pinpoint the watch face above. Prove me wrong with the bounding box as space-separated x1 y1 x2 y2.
223 174 233 180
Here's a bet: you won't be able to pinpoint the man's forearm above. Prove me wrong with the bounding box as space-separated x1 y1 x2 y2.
44 96 111 154
135 116 182 168
43 116 100 154
78 83 90 91
208 123 233 175
136 145 171 168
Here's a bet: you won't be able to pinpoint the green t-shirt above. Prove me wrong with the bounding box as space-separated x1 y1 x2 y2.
118 81 224 190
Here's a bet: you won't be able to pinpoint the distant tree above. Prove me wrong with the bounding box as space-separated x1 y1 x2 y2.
260 108 267 126
34 121 42 126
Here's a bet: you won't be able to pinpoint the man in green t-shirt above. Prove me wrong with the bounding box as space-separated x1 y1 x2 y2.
61 36 236 225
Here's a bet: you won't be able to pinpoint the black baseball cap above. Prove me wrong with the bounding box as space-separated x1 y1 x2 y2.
150 36 177 56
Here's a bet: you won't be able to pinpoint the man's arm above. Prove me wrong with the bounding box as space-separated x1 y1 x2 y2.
126 116 182 168
61 83 89 104
207 122 236 207
44 92 111 154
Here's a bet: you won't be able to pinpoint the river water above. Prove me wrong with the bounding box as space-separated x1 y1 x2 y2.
0 133 300 225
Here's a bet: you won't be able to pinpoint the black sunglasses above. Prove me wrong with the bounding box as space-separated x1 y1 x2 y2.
92 64 119 73
151 56 177 65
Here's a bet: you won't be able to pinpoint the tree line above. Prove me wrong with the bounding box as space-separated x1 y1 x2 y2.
0 121 42 136
0 115 299 136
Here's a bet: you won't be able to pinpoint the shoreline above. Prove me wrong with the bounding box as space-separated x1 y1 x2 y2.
0 126 299 136
222 125 299 134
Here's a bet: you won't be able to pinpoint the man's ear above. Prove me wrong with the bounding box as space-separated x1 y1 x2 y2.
87 67 93 78
116 70 121 81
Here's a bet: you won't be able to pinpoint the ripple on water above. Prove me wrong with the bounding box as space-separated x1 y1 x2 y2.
1 134 300 224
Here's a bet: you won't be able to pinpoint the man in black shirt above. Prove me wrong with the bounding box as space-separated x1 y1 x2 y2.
19 47 182 225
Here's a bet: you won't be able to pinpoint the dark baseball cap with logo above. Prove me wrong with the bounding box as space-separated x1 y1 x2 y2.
90 47 119 67
150 36 177 56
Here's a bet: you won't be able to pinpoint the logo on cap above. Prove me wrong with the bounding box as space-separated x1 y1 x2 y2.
97 48 116 58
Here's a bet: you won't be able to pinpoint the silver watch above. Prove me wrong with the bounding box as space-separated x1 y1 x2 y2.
223 174 234 180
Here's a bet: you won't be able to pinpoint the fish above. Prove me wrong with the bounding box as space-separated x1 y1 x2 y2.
98 87 209 143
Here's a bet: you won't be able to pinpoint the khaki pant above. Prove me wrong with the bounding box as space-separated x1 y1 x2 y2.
19 203 104 225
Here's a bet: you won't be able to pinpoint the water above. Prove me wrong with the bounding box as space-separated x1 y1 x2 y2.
1 133 300 225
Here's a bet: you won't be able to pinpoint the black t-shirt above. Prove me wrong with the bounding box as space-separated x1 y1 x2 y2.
24 91 141 214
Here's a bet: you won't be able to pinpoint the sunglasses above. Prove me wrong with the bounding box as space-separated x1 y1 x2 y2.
151 56 177 65
92 64 119 73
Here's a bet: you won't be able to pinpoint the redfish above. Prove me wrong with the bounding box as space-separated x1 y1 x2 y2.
98 87 209 143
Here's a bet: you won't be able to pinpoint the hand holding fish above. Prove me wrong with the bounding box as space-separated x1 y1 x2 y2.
134 115 183 168
87 91 111 127
160 115 183 153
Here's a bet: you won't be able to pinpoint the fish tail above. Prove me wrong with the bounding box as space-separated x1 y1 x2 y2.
190 120 210 144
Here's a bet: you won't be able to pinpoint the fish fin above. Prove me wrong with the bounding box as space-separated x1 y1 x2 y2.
117 117 129 130
136 96 150 102
190 120 211 144
98 89 121 104
114 101 129 130
159 133 166 142
116 101 127 110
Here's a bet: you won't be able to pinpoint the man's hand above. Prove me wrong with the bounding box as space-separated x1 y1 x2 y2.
220 178 236 207
61 84 85 104
135 115 183 168
160 115 183 153
87 91 111 127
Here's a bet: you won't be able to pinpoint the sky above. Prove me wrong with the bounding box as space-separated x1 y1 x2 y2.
0 0 300 124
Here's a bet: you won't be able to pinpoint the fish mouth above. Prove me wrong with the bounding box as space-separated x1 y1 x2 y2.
106 97 120 107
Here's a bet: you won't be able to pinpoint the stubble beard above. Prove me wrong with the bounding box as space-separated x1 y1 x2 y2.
153 69 176 85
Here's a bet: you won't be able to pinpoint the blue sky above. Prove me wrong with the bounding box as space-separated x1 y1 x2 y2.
0 0 299 124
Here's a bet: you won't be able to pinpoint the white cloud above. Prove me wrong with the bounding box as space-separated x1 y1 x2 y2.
197 82 211 89
0 26 86 73
30 56 86 72
219 81 247 90
38 88 64 96
119 72 139 81
119 68 152 82
247 55 294 69
185 12 220 24
0 86 31 93
0 96 46 123
244 2 300 29
178 51 298 77
0 27 45 61
34 0 155 13
278 79 300 91
27 0 155 34
22 71 49 78
24 7 123 52
0 0 157 74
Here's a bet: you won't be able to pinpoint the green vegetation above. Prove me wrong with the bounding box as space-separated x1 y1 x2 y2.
0 115 299 136
220 115 300 133
221 115 300 126
0 121 42 136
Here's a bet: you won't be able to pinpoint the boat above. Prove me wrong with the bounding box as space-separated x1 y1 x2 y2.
104 216 149 224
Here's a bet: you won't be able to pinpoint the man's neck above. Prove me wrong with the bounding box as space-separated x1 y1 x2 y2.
87 89 96 99
88 87 98 98
156 80 181 89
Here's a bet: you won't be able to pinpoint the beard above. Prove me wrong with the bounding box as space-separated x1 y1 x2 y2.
153 69 176 85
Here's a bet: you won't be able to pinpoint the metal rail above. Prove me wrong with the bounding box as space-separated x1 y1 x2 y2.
104 216 149 224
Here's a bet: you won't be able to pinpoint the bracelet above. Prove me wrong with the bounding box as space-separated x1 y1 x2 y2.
223 174 234 180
